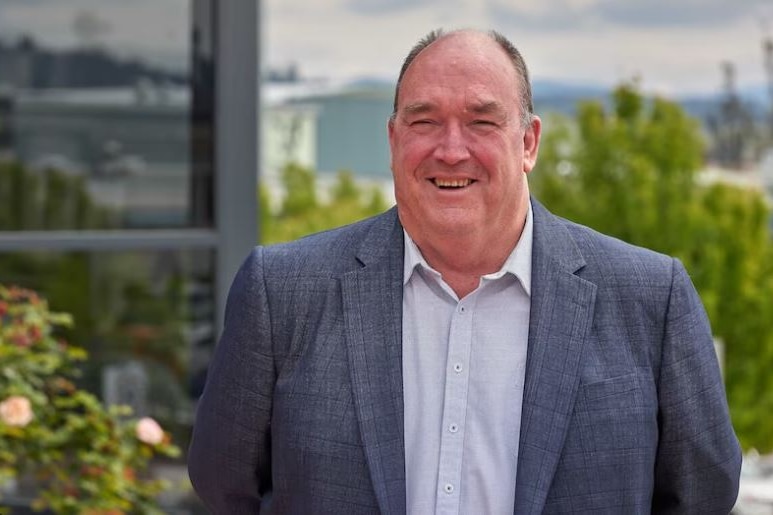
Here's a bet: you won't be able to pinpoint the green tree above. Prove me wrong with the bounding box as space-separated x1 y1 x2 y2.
532 83 773 451
260 164 388 244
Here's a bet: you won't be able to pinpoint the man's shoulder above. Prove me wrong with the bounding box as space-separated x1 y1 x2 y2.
555 215 675 282
563 217 669 259
260 208 399 274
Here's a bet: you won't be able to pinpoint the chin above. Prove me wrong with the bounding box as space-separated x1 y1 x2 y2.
426 216 479 237
399 205 481 238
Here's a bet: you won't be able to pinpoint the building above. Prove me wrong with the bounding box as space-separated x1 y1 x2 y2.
0 2 257 512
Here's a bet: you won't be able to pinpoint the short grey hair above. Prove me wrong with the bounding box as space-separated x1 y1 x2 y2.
391 29 535 127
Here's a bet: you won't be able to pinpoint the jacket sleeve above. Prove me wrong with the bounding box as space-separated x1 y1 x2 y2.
188 247 275 514
652 258 742 514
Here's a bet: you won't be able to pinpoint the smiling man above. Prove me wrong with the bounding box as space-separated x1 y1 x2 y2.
188 29 742 514
388 30 539 300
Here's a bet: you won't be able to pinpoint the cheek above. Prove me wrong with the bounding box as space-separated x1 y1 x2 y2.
392 157 419 184
394 171 423 201
477 141 523 178
396 134 436 163
391 163 416 195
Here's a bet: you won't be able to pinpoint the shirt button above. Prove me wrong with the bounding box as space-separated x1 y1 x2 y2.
444 483 454 494
449 423 458 433
459 306 466 313
453 363 463 373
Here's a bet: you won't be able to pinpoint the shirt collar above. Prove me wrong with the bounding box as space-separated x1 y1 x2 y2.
402 201 533 296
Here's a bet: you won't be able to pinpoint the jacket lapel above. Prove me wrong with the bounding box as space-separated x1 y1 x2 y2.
514 200 598 515
341 208 407 515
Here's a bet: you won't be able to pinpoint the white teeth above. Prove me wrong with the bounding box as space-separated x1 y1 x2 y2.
434 178 472 188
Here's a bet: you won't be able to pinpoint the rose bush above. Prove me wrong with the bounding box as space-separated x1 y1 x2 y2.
0 395 34 427
0 285 180 514
135 418 165 446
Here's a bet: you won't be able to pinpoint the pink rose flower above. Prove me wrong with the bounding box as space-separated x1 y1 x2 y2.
135 417 165 445
0 395 34 427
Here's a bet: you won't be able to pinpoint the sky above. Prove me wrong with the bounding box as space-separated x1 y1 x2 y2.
1 0 772 98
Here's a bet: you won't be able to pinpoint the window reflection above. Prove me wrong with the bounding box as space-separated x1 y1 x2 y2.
0 1 217 511
0 0 213 230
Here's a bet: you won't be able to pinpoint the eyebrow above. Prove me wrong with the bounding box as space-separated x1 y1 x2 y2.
401 101 507 117
469 101 506 116
402 103 435 116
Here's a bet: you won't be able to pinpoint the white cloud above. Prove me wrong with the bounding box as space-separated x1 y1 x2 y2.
265 0 772 95
1 0 770 95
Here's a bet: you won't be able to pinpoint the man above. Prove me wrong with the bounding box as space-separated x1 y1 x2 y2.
188 29 742 514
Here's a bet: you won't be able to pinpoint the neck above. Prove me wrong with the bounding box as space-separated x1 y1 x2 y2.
410 212 527 299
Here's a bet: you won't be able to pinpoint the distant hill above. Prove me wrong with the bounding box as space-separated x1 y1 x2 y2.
532 79 609 99
532 79 771 124
0 36 187 89
343 76 773 124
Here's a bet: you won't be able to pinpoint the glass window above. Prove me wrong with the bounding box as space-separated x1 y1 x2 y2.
0 2 220 512
0 1 214 229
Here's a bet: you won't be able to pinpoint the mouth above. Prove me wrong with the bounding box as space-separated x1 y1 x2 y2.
431 178 476 189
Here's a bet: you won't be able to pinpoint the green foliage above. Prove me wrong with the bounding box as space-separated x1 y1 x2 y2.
0 160 116 230
532 82 773 451
279 162 319 217
0 285 180 514
261 164 388 244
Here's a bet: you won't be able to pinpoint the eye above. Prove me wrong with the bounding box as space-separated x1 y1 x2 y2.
410 119 434 126
472 119 497 126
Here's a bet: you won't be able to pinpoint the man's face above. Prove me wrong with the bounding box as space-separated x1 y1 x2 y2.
388 32 541 245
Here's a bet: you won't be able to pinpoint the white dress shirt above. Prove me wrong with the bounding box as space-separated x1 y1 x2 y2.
402 203 533 515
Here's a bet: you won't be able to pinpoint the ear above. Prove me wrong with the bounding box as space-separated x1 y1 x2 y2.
387 116 396 170
522 115 542 174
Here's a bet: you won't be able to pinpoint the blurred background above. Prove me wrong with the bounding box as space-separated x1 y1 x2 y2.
0 0 772 512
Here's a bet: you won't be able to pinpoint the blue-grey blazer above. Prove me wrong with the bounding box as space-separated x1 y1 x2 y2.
188 199 741 514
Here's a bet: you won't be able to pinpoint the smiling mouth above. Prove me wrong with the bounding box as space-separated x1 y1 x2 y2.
431 178 476 189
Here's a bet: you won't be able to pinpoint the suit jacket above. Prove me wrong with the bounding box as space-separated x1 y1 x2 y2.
188 200 741 514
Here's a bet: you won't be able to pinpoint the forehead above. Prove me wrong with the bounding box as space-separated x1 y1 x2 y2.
398 33 520 109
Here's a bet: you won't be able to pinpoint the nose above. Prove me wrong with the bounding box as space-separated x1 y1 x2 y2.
432 122 470 165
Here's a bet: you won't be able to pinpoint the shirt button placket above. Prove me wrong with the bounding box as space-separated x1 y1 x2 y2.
436 298 473 515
